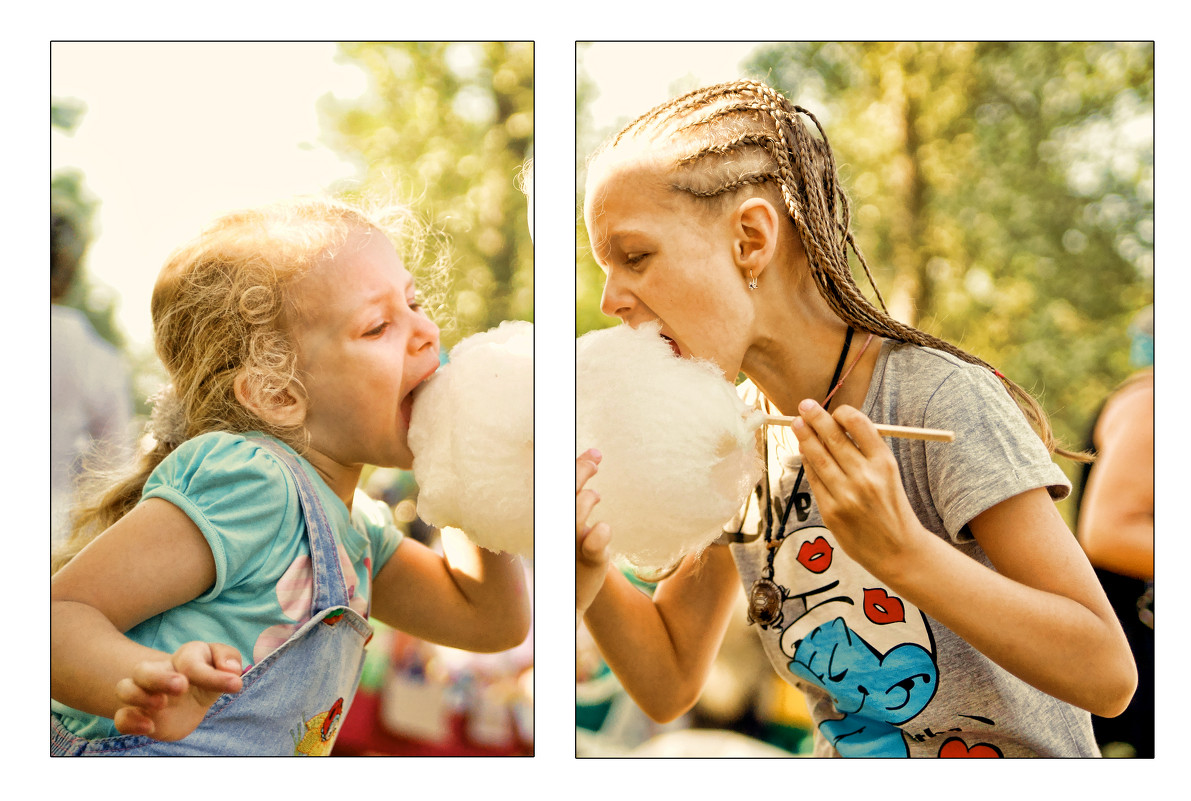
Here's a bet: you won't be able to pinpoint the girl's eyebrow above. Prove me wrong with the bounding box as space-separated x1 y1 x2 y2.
594 230 635 261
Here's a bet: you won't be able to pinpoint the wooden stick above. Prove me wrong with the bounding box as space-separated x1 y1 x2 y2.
762 413 955 442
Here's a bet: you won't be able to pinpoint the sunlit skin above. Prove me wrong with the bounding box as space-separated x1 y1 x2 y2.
52 227 529 743
281 229 441 509
575 153 1136 724
584 157 874 417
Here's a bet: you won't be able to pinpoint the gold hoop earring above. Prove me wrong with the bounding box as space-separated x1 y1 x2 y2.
748 270 758 290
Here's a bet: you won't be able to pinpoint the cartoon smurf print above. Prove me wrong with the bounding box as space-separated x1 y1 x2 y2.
759 524 936 757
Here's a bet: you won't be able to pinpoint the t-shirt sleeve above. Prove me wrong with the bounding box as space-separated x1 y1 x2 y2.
922 364 1072 540
351 488 405 575
142 432 302 601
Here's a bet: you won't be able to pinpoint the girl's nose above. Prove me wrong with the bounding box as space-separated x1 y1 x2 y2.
410 312 440 354
599 273 634 320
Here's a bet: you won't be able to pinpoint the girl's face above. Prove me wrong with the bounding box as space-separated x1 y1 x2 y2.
290 229 440 470
585 159 755 378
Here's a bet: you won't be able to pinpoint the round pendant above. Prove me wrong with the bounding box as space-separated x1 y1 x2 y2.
748 578 783 627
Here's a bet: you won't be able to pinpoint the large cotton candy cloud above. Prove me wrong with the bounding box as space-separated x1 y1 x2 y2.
577 322 763 572
408 321 533 557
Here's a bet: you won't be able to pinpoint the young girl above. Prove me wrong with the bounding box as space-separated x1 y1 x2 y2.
51 197 530 755
575 80 1136 758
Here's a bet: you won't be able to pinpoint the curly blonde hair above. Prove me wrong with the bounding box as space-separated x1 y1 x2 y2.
53 196 445 573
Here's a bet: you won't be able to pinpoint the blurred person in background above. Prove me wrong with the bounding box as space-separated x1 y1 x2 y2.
51 197 133 545
1076 305 1154 757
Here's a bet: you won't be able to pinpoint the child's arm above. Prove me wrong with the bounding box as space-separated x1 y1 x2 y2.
576 451 741 723
51 498 243 740
793 400 1138 718
369 528 530 653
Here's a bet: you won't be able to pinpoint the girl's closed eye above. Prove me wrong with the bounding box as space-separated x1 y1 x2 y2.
364 321 390 338
624 252 650 271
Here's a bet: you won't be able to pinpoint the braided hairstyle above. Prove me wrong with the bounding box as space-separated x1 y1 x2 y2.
596 79 1084 461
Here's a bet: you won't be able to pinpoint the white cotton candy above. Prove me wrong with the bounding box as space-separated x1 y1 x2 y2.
576 322 764 572
408 320 533 557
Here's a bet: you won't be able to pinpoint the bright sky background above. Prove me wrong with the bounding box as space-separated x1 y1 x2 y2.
580 42 764 133
52 41 767 353
51 42 369 351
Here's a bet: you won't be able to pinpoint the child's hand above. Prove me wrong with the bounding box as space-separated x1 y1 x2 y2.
792 400 932 577
112 641 243 741
576 449 612 620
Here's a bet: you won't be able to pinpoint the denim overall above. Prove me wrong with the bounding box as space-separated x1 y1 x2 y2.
51 438 373 755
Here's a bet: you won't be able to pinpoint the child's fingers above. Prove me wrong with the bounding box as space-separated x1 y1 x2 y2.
576 487 600 532
207 642 244 676
112 705 156 736
576 449 602 492
579 521 612 565
173 642 243 694
798 400 864 464
129 660 188 696
115 676 170 711
831 404 886 458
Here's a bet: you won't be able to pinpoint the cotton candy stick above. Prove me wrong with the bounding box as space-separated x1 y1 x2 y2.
760 413 955 442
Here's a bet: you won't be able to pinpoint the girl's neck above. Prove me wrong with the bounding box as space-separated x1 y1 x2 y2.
301 448 361 512
742 277 881 416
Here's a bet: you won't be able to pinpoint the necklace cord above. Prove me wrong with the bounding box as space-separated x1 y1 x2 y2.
823 331 875 409
763 327 861 562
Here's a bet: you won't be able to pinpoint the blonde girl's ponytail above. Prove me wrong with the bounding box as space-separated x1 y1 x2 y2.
51 439 174 575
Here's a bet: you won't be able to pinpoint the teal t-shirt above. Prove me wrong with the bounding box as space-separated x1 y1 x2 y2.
53 431 405 739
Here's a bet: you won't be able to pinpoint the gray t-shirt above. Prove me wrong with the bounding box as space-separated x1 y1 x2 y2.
726 340 1098 757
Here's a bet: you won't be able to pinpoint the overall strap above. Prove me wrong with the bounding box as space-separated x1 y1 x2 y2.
251 437 351 613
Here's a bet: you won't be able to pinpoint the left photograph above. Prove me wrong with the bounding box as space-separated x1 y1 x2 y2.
50 41 534 756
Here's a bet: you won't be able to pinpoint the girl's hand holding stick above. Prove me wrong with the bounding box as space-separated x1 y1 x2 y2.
763 413 954 442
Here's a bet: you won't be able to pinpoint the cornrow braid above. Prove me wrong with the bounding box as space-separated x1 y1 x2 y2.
605 79 1085 461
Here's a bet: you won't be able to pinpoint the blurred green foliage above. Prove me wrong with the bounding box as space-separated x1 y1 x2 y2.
575 43 1153 516
51 98 126 352
322 42 534 348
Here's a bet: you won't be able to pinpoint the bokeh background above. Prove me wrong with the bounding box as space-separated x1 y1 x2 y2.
575 41 1153 757
577 41 1153 518
51 40 534 756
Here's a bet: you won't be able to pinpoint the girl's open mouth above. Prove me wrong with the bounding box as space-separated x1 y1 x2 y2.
401 392 416 428
661 334 681 357
401 365 439 428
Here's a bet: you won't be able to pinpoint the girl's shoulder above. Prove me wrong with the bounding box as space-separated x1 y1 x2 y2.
144 431 301 515
876 340 1006 404
142 432 308 592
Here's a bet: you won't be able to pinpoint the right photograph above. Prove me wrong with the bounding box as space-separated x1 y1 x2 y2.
574 42 1154 758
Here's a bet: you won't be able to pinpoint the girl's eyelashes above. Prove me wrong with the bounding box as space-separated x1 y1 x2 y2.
363 321 390 337
623 252 650 271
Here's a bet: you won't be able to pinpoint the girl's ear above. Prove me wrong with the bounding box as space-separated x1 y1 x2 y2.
731 198 780 280
233 372 307 428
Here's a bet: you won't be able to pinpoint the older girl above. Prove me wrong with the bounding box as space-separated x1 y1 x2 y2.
576 80 1134 757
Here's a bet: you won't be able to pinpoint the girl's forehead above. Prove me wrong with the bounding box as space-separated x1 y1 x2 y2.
585 157 673 218
289 231 408 319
